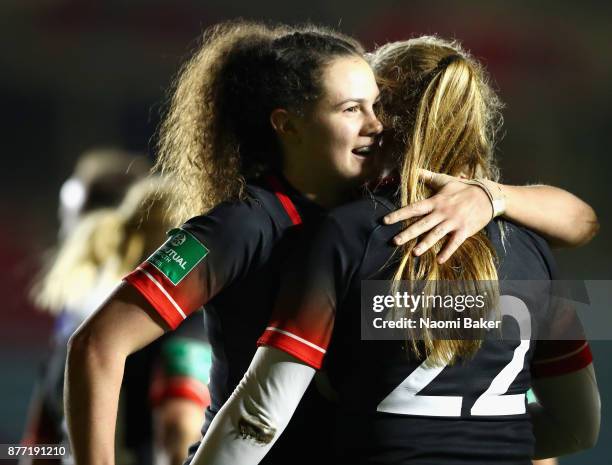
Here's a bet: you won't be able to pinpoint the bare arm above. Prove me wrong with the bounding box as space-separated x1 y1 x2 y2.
502 184 598 248
65 283 167 465
529 364 600 459
385 171 599 262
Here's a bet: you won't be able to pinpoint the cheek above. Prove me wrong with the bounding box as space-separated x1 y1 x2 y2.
317 117 357 151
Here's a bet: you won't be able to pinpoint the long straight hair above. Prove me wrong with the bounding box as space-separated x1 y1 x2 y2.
372 36 504 365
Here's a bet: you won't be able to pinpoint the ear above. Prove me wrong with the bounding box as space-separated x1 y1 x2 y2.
270 109 297 137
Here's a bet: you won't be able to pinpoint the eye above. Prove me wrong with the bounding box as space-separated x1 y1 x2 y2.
344 105 360 113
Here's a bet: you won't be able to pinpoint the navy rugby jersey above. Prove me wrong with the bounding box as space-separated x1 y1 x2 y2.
259 194 593 465
124 175 333 464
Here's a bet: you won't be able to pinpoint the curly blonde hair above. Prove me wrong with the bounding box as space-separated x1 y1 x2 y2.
154 21 364 225
154 21 287 224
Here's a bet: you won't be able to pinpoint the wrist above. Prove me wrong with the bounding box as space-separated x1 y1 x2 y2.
461 178 506 219
481 179 506 218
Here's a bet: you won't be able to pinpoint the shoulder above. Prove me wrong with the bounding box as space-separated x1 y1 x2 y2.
329 194 400 247
182 185 278 241
305 195 399 272
326 194 395 237
487 220 556 279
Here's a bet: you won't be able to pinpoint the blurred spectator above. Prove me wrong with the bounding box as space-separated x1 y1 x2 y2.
23 154 211 465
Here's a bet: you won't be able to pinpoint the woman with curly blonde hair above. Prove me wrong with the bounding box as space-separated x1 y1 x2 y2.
66 21 385 465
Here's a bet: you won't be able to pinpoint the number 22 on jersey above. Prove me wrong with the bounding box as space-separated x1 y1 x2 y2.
377 295 531 417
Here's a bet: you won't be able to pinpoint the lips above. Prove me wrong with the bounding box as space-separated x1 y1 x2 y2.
352 144 375 157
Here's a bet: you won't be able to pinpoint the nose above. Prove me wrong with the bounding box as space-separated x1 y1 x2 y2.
363 111 383 137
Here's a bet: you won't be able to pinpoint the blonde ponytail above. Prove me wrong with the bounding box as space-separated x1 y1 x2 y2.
32 177 173 315
32 210 124 314
373 36 504 365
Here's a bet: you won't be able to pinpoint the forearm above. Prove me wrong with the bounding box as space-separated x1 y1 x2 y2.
65 333 126 465
529 364 600 459
191 347 315 465
529 403 583 459
500 184 598 247
63 284 168 464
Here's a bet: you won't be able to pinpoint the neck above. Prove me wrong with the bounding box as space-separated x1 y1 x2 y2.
282 167 352 209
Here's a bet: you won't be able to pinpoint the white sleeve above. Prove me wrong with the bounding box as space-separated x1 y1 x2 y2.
191 346 316 465
529 363 600 459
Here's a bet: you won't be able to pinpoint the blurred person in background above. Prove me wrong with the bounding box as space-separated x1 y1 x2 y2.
65 21 598 465
23 156 212 465
56 147 151 239
21 147 152 460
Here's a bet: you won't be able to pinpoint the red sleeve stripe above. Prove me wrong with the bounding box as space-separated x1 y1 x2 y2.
136 266 187 319
258 327 326 369
264 327 326 353
150 376 210 408
532 341 589 365
532 343 593 378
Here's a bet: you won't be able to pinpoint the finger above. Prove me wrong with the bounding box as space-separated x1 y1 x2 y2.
418 169 452 189
418 168 436 184
412 221 454 255
437 231 466 263
384 199 434 224
393 214 444 245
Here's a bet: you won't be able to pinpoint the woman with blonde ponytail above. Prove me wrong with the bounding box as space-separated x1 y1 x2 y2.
375 37 504 366
198 36 599 465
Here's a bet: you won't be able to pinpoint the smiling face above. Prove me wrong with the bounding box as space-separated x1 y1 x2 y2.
283 56 383 199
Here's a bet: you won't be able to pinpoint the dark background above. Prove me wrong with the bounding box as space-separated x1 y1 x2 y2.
1 1 609 463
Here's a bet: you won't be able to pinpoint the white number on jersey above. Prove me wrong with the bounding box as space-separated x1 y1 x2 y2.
377 295 531 417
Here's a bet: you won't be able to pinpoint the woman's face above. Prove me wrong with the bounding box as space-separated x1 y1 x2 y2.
291 56 383 187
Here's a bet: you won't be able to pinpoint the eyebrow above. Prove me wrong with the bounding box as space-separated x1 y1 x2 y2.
334 95 381 108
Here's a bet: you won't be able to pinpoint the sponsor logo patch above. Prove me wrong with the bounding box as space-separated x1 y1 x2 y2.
147 228 209 285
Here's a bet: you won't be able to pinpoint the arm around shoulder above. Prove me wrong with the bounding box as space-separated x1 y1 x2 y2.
502 184 599 248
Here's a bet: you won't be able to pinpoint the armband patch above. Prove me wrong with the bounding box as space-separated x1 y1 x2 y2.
146 228 209 285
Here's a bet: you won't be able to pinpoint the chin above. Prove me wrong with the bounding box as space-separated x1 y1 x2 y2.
338 171 369 189
348 156 372 172
355 162 380 182
333 156 376 185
